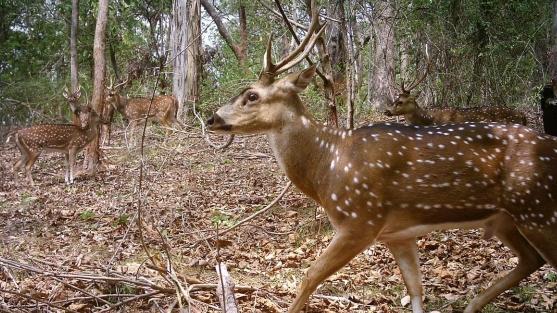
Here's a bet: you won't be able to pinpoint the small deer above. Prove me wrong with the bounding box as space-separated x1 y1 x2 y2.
105 83 178 144
384 63 527 126
207 2 557 312
12 106 102 185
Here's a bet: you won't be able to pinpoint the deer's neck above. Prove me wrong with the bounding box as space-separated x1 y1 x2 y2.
116 95 128 114
406 105 434 125
267 115 341 203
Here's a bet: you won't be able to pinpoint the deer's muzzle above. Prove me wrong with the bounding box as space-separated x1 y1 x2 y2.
207 114 231 132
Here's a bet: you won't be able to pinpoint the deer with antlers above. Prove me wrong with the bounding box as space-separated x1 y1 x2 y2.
206 1 557 312
12 106 103 185
385 59 527 126
105 79 179 145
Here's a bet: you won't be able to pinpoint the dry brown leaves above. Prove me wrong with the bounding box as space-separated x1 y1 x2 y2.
0 125 555 312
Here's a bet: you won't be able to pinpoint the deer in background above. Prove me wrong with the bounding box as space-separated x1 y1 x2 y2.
206 1 557 312
63 86 85 126
105 80 179 145
12 106 103 185
384 60 527 126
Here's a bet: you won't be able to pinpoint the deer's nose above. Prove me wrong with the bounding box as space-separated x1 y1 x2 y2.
206 114 224 128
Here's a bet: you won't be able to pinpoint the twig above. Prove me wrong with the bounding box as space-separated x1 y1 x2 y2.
191 181 291 247
96 291 162 313
0 288 78 313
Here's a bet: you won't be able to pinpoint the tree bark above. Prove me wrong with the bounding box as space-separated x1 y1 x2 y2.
86 0 109 172
549 0 557 81
70 0 79 93
368 0 395 110
171 0 187 118
184 0 201 113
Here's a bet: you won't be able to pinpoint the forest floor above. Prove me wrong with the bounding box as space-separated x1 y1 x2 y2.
0 117 556 313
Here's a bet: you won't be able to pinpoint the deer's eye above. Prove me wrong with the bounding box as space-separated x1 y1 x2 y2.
247 92 259 102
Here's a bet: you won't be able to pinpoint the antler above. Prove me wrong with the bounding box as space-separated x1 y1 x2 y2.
400 44 432 93
261 0 325 78
107 76 129 92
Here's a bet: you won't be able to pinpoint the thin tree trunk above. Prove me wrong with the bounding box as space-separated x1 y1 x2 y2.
200 0 247 66
369 0 395 110
172 0 188 118
70 0 79 93
184 0 201 114
549 0 557 81
86 0 109 172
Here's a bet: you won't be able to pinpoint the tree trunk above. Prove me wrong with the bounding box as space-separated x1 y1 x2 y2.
368 0 395 110
549 0 557 81
86 0 109 172
171 0 188 118
337 0 355 129
184 0 201 114
200 0 247 67
70 0 79 93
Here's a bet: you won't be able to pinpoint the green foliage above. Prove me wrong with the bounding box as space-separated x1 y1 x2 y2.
1 0 554 125
79 210 96 221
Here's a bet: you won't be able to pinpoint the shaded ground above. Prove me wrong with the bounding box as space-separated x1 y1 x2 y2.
0 119 555 313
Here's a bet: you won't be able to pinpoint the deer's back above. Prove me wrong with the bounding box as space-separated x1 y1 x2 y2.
428 106 526 125
17 124 90 150
125 96 176 122
349 123 557 218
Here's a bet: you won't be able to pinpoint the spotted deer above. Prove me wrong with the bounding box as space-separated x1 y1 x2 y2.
105 83 178 144
12 106 102 185
384 66 527 126
206 2 557 312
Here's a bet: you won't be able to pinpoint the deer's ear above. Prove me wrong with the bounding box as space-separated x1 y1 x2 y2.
281 65 317 93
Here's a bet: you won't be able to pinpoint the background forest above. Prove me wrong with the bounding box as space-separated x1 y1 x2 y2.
1 0 555 128
1 0 557 313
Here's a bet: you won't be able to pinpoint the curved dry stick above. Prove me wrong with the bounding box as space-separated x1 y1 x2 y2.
192 98 234 150
191 181 292 248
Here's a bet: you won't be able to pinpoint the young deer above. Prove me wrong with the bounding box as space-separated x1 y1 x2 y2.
207 2 557 312
13 106 102 185
105 88 178 144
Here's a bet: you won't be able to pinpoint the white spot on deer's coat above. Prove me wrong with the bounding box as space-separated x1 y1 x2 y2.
331 193 338 201
301 116 310 127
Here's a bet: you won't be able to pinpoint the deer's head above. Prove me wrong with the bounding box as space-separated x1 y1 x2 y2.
385 48 432 117
63 86 82 112
384 91 420 116
105 78 128 110
207 0 323 134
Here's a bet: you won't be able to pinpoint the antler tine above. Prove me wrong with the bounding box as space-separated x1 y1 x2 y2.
270 0 321 75
113 77 129 91
262 34 274 74
405 45 432 92
274 24 326 76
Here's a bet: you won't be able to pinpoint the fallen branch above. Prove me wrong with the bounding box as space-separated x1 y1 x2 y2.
190 181 292 247
216 263 238 313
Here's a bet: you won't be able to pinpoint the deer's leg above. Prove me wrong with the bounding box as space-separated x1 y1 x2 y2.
386 239 424 313
517 225 557 269
24 151 40 185
14 154 27 172
13 136 28 172
288 230 377 313
68 148 77 184
464 216 545 313
64 152 70 184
